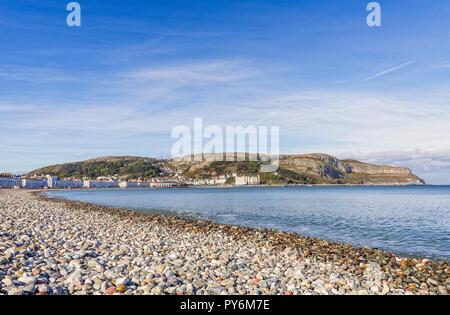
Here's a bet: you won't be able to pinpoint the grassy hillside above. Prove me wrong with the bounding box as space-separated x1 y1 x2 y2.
30 156 164 180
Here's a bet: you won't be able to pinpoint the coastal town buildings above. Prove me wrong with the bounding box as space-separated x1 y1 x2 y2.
150 181 176 188
47 176 83 189
193 178 227 186
119 181 138 188
192 175 228 186
83 180 119 189
61 180 84 189
21 178 46 189
119 181 151 188
235 175 261 186
137 182 151 188
0 174 17 188
2 171 256 190
119 179 185 188
46 176 59 188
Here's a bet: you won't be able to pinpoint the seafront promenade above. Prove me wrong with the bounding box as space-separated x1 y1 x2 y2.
0 190 448 295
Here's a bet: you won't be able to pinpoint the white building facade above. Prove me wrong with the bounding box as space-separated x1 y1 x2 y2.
60 180 84 189
46 176 83 189
0 174 16 188
119 181 151 188
150 182 176 188
83 180 119 189
46 176 59 188
22 178 46 189
235 175 261 186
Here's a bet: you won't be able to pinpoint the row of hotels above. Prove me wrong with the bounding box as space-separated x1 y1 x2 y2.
0 173 261 190
0 173 181 190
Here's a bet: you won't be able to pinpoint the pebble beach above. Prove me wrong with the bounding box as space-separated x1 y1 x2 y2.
0 189 448 295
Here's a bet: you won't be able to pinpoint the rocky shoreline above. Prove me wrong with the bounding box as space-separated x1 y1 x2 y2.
0 190 448 295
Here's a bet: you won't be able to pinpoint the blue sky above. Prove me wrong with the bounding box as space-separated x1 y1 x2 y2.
1 0 450 183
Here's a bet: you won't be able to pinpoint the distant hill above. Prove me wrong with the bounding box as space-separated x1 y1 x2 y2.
30 153 425 185
278 153 424 185
170 153 425 185
30 156 165 180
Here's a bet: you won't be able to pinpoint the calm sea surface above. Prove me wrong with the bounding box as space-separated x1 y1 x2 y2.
46 186 450 260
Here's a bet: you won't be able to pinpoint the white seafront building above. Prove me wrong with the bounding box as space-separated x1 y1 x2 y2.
147 178 179 188
83 180 119 189
235 175 261 186
21 178 46 189
61 180 84 189
192 175 228 186
193 178 227 186
119 181 151 188
0 174 18 189
46 176 58 188
119 181 137 188
47 176 83 189
120 179 185 188
150 181 176 188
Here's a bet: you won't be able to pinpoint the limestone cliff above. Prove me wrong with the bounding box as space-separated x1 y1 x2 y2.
278 154 424 185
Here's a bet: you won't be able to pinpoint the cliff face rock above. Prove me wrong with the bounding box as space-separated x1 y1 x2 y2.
280 154 347 179
279 154 424 185
341 160 412 175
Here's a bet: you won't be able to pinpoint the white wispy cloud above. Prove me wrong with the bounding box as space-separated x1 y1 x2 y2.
361 60 416 83
123 60 256 85
0 64 96 83
0 104 35 112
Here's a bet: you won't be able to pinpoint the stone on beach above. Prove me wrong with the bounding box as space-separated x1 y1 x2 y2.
0 190 448 296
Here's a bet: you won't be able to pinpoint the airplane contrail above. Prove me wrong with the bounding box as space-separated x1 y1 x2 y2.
361 60 416 83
